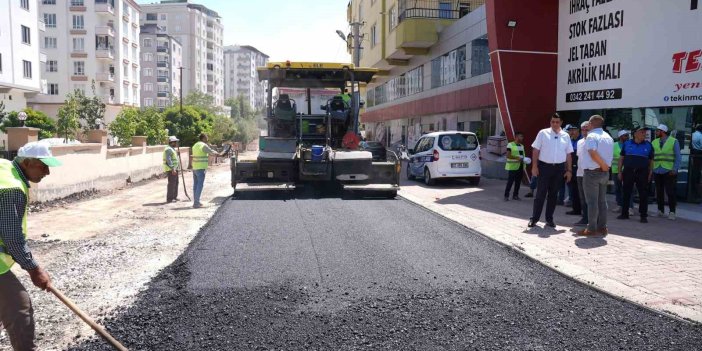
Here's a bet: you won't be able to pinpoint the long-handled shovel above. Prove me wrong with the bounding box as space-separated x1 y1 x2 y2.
48 286 128 351
176 145 191 201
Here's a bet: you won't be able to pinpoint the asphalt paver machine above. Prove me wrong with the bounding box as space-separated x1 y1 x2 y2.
231 62 400 198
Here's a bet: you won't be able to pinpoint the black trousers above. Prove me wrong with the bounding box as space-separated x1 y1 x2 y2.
654 172 677 213
691 149 702 199
531 161 566 223
567 169 581 214
504 168 523 197
622 167 649 218
167 171 179 202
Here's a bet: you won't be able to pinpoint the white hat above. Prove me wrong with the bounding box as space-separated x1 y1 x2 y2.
617 130 629 138
17 141 62 167
168 136 179 142
656 124 669 133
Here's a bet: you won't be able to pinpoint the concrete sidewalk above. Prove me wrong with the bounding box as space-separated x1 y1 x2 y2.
398 175 702 323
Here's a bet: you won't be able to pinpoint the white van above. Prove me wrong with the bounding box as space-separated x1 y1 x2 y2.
406 131 481 185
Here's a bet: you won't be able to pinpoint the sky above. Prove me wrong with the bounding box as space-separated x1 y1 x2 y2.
138 0 353 63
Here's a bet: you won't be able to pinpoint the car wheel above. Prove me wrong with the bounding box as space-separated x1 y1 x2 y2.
468 177 480 186
406 164 415 180
424 168 436 186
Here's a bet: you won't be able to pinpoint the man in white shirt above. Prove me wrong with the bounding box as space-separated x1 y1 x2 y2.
579 115 614 236
574 121 590 226
529 113 573 228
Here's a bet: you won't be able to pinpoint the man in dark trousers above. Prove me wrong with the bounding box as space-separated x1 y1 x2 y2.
504 131 526 201
528 113 573 228
564 124 582 215
652 124 681 220
163 136 180 203
617 127 654 223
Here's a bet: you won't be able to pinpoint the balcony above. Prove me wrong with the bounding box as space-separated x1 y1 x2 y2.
157 91 169 98
96 72 115 82
95 1 115 15
156 46 169 53
38 21 46 32
95 25 115 37
96 47 115 60
157 61 170 68
157 76 169 83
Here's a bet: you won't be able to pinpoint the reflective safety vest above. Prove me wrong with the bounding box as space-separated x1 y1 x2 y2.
163 146 179 172
0 159 29 275
611 142 622 174
191 141 209 170
652 137 676 170
504 141 524 171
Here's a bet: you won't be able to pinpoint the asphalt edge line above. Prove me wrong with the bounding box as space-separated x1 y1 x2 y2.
396 193 700 326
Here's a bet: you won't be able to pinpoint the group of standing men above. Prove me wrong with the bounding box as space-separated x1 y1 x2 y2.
505 113 684 236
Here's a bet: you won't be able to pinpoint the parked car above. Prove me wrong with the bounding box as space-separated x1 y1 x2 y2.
359 140 387 161
406 131 481 185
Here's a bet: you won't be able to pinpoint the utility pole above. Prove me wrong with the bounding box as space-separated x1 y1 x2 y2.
349 22 363 134
178 66 184 116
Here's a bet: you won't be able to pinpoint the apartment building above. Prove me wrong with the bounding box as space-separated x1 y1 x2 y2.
140 1 224 107
0 0 45 113
223 45 268 110
28 0 142 124
347 0 497 148
139 23 182 110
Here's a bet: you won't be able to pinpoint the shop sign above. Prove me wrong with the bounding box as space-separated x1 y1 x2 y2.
557 0 702 110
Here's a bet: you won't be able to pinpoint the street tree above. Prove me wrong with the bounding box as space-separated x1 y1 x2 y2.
78 82 107 132
209 113 238 146
135 107 168 145
163 105 213 147
108 108 138 146
0 108 57 139
56 92 82 142
176 91 222 116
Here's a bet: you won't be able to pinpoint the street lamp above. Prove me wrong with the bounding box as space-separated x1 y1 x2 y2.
335 30 347 41
18 111 28 127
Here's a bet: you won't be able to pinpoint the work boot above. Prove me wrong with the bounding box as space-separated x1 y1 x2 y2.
657 210 666 217
512 195 521 201
524 192 534 198
504 196 509 201
640 217 648 223
617 214 629 220
668 212 676 220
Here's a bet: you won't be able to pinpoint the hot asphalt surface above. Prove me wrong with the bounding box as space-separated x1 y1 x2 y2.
71 189 702 350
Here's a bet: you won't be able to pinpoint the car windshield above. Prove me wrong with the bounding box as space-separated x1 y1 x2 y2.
437 134 478 151
364 141 383 148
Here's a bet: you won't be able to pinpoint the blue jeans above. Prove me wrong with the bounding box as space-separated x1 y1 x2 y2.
193 169 206 205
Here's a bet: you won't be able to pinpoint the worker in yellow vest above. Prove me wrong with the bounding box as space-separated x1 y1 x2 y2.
504 131 528 201
191 133 225 208
163 136 180 203
652 124 681 220
1 141 61 350
610 130 630 214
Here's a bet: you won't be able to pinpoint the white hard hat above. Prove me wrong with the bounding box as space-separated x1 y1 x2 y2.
656 124 669 133
524 157 532 165
617 130 629 138
17 141 62 167
168 136 179 142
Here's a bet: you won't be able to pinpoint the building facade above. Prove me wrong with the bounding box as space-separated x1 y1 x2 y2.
140 0 224 107
486 0 702 201
223 45 269 110
28 0 142 124
0 0 45 113
139 23 182 110
348 0 496 148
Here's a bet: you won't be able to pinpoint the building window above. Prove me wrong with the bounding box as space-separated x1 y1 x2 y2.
44 14 57 28
459 2 471 17
389 6 398 30
144 98 153 106
20 0 29 10
370 24 378 48
44 37 57 49
73 61 85 75
42 0 56 4
74 84 86 94
72 37 85 52
431 45 467 88
21 26 30 44
70 0 84 6
146 13 157 21
23 60 32 78
175 25 181 32
439 2 452 19
48 83 59 95
160 14 167 20
143 38 152 47
157 99 167 107
144 83 153 91
72 15 84 29
144 53 153 62
470 36 490 77
47 60 58 72
143 68 153 76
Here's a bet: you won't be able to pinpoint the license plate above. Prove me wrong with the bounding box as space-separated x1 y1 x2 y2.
451 163 469 168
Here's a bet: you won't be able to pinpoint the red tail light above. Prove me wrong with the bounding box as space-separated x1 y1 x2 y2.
433 149 440 161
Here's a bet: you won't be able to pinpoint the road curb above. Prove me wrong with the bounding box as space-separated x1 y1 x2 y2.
396 193 700 326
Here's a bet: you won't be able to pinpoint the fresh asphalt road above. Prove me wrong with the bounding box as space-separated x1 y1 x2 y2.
73 189 702 350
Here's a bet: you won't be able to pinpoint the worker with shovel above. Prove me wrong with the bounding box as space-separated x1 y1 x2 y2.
0 141 60 351
164 136 181 203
